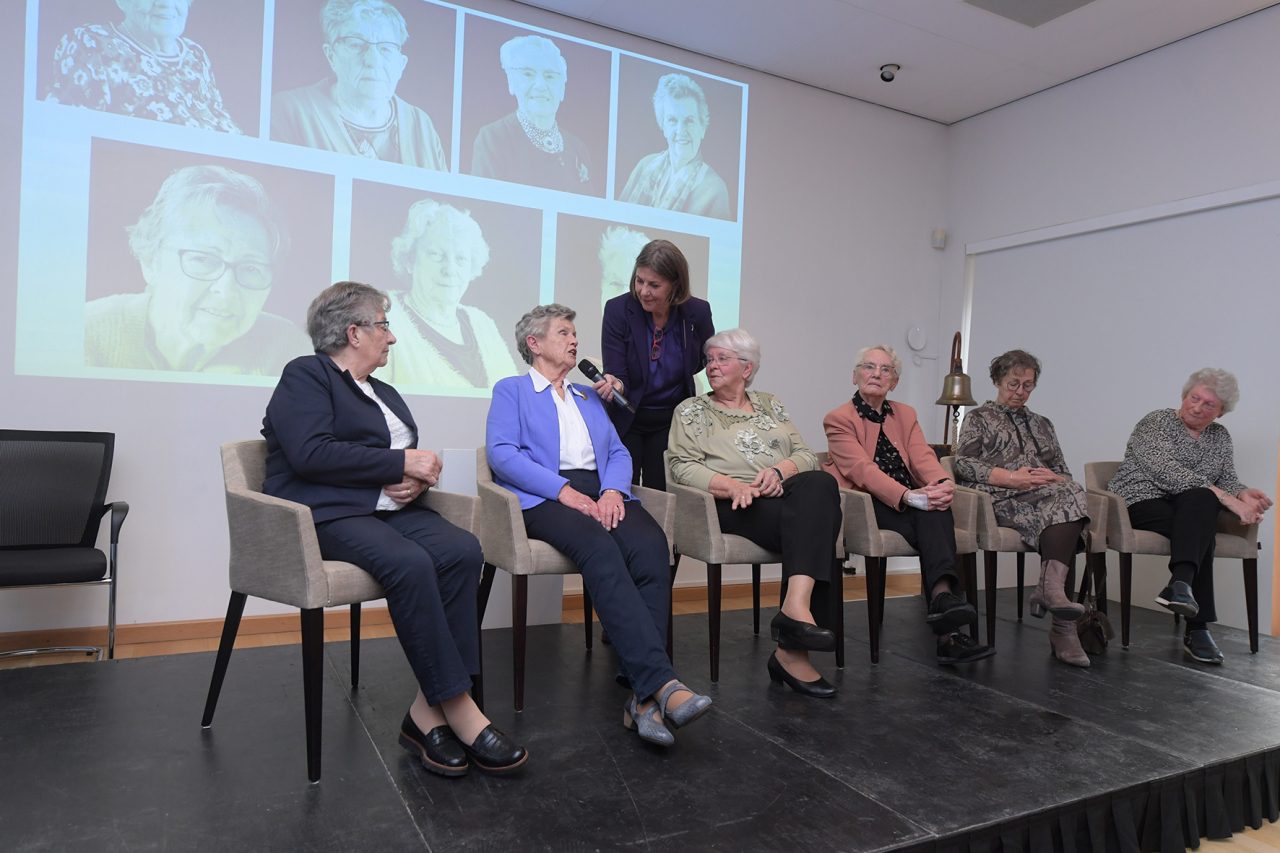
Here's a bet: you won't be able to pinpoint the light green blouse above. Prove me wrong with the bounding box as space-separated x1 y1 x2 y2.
667 391 819 491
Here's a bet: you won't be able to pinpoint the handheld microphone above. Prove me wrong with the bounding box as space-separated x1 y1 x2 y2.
577 359 636 413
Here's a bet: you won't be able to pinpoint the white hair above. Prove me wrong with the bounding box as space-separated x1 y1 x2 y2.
1182 367 1240 414
704 328 760 387
855 344 902 378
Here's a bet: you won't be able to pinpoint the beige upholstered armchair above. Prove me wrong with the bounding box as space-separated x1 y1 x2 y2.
1084 460 1260 651
201 439 480 783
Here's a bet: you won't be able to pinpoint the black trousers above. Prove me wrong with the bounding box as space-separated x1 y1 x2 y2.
522 469 675 699
715 470 841 630
871 500 960 632
620 406 676 491
1128 488 1220 624
315 505 482 705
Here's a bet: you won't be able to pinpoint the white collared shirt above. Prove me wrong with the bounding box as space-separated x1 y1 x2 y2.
355 378 416 511
530 368 597 471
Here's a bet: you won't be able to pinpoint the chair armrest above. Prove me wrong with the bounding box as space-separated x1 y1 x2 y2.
667 481 725 564
1084 491 1108 553
224 488 330 608
475 479 532 574
420 489 480 534
1217 513 1260 548
950 486 979 539
1088 487 1135 552
839 488 884 557
633 485 676 562
106 501 129 544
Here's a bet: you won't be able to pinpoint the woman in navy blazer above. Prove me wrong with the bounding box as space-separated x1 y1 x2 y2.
487 303 712 747
263 281 527 777
600 240 713 490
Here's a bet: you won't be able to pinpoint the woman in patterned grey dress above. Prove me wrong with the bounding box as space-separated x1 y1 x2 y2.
667 328 842 697
1107 368 1271 664
954 350 1091 666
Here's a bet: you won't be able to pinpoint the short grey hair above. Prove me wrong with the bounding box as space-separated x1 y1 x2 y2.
307 281 389 354
653 72 710 128
390 199 490 282
855 344 901 378
515 303 575 365
499 35 566 76
1182 367 1239 414
322 0 409 46
989 349 1041 384
704 328 760 387
128 165 283 267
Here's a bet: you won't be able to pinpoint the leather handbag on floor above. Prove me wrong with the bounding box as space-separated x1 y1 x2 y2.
1076 595 1115 655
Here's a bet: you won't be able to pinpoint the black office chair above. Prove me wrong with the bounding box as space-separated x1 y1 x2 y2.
0 430 128 661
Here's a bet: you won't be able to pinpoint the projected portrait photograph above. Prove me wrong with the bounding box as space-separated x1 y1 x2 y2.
462 20 609 197
348 181 539 391
37 0 263 135
82 141 333 375
554 213 711 363
616 58 743 221
270 0 455 169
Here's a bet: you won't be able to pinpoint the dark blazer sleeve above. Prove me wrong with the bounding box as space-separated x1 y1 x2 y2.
684 297 714 394
600 295 633 393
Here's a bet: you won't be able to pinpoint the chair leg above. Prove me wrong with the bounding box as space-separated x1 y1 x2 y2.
983 551 998 647
1119 553 1132 647
512 575 528 712
1015 552 1025 620
751 564 761 635
583 588 593 651
832 556 845 669
107 543 119 660
961 553 978 640
350 603 361 690
301 607 324 784
707 563 722 682
1244 557 1259 654
867 557 884 663
667 554 679 663
201 591 247 728
477 563 497 624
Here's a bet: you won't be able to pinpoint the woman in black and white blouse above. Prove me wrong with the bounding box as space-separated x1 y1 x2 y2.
1109 367 1271 664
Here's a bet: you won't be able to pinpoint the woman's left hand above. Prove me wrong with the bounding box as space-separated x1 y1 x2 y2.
749 467 784 498
386 476 428 505
597 489 627 529
921 479 954 510
1237 488 1274 514
592 373 624 402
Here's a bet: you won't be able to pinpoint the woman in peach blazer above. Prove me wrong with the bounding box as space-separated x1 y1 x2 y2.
822 344 992 666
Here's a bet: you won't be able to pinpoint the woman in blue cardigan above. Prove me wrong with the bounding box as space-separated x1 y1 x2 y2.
486 303 712 747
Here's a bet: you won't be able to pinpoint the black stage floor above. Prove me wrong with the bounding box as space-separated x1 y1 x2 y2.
4 589 1280 853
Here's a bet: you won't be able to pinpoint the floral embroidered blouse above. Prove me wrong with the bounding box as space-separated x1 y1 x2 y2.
667 391 819 492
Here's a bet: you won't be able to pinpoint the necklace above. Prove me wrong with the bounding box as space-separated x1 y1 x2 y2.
516 110 564 153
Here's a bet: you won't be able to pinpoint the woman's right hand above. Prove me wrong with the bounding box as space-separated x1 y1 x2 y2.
723 479 761 510
558 484 601 521
592 373 623 402
1220 492 1262 525
1003 467 1061 490
404 449 441 486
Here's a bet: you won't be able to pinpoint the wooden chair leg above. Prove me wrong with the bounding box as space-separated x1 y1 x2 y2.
201 591 247 728
301 607 324 783
983 551 998 647
512 575 528 712
961 553 978 640
751 564 761 635
1119 553 1132 647
867 557 885 663
1244 557 1259 654
583 587 593 651
833 557 845 669
1015 552 1025 620
708 563 722 682
350 603 361 690
667 555 679 663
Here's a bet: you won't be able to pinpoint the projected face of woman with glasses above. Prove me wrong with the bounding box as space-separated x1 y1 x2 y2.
141 202 273 366
323 10 408 106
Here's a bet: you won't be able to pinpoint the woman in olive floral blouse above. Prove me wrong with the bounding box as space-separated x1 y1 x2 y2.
667 328 842 698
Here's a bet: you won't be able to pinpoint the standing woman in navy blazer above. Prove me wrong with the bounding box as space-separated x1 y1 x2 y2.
486 303 712 747
600 240 714 489
262 281 527 777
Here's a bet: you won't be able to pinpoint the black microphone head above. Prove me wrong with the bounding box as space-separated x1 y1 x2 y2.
577 359 602 381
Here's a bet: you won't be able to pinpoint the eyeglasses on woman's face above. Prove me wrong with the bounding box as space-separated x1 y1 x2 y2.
330 35 403 62
857 362 895 377
176 248 273 291
1001 379 1036 393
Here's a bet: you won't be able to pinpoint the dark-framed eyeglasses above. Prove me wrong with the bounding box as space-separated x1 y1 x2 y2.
331 35 403 62
649 326 665 361
359 320 391 332
177 249 273 291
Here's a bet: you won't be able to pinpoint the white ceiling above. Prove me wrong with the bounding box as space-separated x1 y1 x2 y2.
514 0 1280 124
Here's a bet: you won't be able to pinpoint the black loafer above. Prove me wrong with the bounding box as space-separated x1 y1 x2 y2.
767 652 837 698
936 632 995 665
461 725 529 775
1156 581 1200 619
926 591 978 633
769 611 836 652
399 713 468 777
1183 629 1224 664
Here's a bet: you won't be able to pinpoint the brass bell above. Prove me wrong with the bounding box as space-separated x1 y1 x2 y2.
935 332 977 407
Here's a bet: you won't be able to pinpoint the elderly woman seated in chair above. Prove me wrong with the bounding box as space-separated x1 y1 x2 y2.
485 303 712 747
822 344 993 666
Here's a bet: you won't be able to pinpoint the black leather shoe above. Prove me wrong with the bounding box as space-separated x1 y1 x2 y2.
1156 581 1200 619
769 611 836 652
936 632 995 665
926 591 978 633
1183 629 1224 664
399 713 468 777
461 725 529 775
767 652 836 698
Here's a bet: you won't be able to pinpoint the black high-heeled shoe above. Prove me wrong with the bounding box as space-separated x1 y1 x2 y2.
460 724 530 775
769 611 836 652
767 652 836 698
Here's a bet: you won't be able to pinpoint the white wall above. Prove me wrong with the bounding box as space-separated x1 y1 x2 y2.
942 7 1280 630
0 0 949 632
